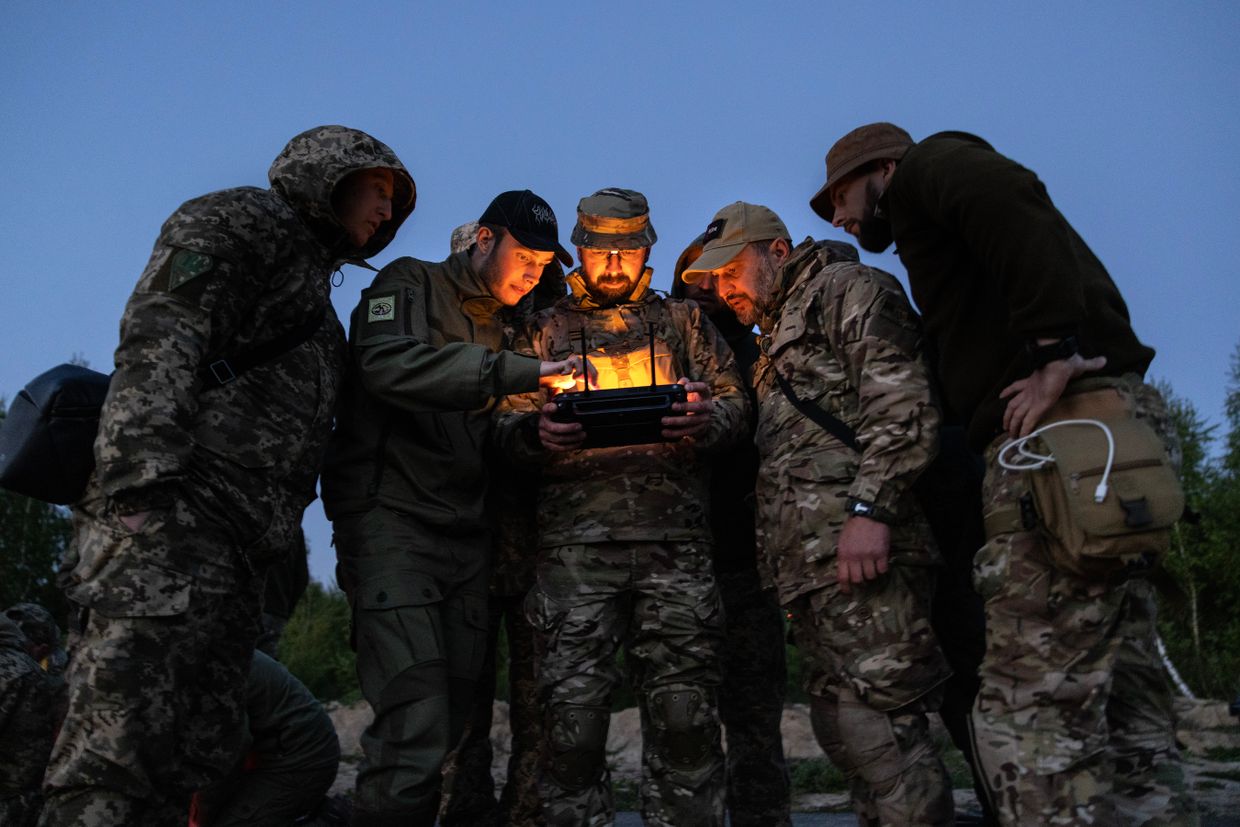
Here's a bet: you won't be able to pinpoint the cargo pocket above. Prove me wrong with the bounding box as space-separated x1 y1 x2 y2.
353 573 444 705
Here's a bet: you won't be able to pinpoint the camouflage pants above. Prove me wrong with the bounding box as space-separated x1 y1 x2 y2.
787 563 954 826
441 588 545 827
41 494 262 827
333 506 491 824
715 566 791 827
528 541 726 827
971 377 1196 825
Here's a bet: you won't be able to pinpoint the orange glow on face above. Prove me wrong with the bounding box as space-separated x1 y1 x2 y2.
563 343 677 393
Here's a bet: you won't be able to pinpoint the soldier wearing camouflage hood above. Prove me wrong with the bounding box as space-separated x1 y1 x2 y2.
1 614 58 827
682 202 954 826
321 190 586 827
494 188 748 827
42 125 415 826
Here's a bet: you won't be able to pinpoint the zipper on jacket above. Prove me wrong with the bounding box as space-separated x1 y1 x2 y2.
366 414 393 498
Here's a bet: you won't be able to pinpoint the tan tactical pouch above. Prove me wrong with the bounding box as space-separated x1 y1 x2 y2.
1025 386 1184 578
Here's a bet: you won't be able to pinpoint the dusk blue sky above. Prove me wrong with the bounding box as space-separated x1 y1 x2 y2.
3 3 1237 585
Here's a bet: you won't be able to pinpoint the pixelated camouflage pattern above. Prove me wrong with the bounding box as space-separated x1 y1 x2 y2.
43 126 408 825
528 541 725 827
1 615 56 827
42 495 263 826
751 237 942 605
450 221 480 255
84 126 410 568
320 251 543 526
493 280 748 547
971 376 1195 825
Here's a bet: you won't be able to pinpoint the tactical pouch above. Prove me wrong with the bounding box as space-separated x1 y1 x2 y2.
1023 388 1184 578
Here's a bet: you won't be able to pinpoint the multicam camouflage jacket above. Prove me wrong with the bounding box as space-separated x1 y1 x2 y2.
753 238 940 604
494 269 748 547
76 126 413 572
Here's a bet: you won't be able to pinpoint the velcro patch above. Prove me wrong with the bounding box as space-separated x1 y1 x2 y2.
366 295 397 323
703 218 726 244
168 250 215 291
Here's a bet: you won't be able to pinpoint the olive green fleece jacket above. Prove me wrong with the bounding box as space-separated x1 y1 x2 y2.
321 252 542 529
883 131 1155 449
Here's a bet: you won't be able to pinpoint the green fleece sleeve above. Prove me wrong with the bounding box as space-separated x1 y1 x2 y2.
898 139 1086 341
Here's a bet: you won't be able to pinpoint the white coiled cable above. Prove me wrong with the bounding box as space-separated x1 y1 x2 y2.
997 418 1116 503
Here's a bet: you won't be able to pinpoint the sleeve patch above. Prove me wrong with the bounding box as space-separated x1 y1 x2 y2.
366 295 397 323
168 250 215 291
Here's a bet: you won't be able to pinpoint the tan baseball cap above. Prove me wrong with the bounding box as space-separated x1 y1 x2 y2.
809 122 913 221
679 202 789 284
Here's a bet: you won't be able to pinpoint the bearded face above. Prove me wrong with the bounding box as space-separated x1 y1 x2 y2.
578 247 648 306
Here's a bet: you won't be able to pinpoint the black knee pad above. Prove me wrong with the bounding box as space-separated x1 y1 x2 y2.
648 686 715 773
546 704 609 791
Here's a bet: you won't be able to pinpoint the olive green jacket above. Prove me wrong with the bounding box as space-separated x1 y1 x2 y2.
321 252 542 530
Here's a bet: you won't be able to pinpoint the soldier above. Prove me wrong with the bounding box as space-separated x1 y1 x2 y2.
3 602 69 736
255 528 310 659
440 221 566 827
1 614 58 827
681 202 954 825
494 188 748 827
41 125 415 826
670 236 792 827
815 123 1194 824
320 190 586 827
189 650 343 827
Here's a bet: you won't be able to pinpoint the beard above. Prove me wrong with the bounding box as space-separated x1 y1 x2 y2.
586 273 636 306
855 177 894 253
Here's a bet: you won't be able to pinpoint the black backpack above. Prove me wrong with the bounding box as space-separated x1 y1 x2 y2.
0 309 326 505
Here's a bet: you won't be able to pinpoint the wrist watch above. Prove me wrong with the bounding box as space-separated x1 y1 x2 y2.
1026 335 1080 370
845 497 891 523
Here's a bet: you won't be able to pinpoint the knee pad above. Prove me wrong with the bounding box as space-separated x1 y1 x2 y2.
836 691 933 789
648 686 716 774
546 704 609 791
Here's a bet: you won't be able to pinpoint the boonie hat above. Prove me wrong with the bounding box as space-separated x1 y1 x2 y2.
570 188 658 250
478 190 572 266
809 122 913 221
680 202 789 284
449 221 479 255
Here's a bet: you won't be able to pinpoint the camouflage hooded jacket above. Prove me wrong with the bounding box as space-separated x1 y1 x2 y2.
493 269 748 547
88 126 414 562
753 239 940 604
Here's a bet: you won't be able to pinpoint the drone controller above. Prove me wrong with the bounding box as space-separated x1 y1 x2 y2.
549 324 689 449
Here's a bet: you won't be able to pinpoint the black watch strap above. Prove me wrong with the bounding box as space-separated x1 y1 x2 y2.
1027 336 1079 370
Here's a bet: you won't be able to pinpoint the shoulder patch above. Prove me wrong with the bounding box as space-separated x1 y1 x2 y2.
168 250 215 291
366 295 397 323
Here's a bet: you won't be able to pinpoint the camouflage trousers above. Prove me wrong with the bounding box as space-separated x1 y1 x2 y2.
787 562 955 826
715 566 791 827
333 506 491 825
441 588 545 827
41 493 262 826
971 377 1196 825
528 541 726 827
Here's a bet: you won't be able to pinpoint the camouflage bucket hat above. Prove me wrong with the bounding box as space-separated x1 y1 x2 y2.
810 122 913 221
570 188 657 250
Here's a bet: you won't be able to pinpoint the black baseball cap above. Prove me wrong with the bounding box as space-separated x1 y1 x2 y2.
477 189 572 266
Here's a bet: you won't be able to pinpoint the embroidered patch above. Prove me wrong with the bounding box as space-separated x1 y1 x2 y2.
703 218 726 244
367 295 396 322
168 250 215 291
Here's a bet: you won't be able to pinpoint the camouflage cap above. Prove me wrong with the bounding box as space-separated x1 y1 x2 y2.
3 602 60 650
570 188 657 250
680 202 789 284
809 122 913 221
450 221 479 254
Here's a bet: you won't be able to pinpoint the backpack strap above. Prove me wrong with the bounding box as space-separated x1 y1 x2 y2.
199 307 327 387
773 369 861 452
